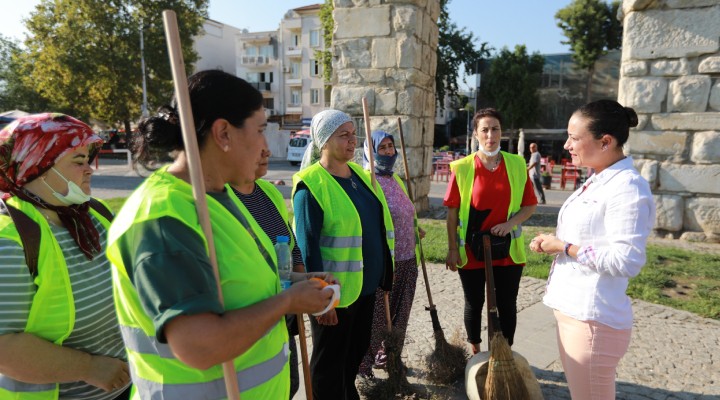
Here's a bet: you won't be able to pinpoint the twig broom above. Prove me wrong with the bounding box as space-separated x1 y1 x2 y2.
396 118 466 384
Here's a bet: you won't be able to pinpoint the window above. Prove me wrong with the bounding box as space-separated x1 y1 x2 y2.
263 98 274 110
259 45 273 58
246 72 260 83
245 46 257 56
291 89 301 105
291 62 301 79
293 34 300 46
311 60 321 77
310 89 320 104
310 30 320 47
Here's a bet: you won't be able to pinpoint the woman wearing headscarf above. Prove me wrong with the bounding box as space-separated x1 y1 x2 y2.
106 70 336 399
0 113 130 400
358 130 423 377
293 110 395 400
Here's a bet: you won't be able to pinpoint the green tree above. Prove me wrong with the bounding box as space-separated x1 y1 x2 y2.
0 35 54 112
436 0 491 108
480 45 545 129
20 0 207 133
556 0 622 102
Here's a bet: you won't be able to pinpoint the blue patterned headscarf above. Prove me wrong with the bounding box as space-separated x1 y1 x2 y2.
299 109 353 170
363 130 398 176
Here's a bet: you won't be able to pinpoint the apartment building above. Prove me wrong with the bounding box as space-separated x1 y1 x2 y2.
236 30 280 119
193 19 243 74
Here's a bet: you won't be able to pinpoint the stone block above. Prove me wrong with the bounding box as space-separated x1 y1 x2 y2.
684 197 720 234
636 114 650 130
664 0 720 9
651 112 720 130
699 56 720 73
623 61 648 77
335 7 391 39
397 86 425 116
335 38 371 69
667 75 712 112
386 68 433 88
709 80 720 111
622 7 720 60
393 6 420 33
658 163 720 194
618 77 668 113
622 0 655 14
654 194 684 231
332 86 375 115
640 159 659 189
690 130 720 163
398 34 422 69
372 38 397 68
626 130 687 156
374 89 397 115
357 69 385 84
337 69 362 85
650 59 690 76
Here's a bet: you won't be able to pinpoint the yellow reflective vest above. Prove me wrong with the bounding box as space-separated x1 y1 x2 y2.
292 162 395 307
0 197 111 400
450 152 528 267
107 168 289 399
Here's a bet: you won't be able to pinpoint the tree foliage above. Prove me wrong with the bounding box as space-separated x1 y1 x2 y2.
0 35 54 112
555 0 622 102
480 45 545 129
436 0 491 108
18 0 207 128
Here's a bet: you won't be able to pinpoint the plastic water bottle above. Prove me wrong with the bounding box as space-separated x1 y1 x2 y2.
275 236 292 290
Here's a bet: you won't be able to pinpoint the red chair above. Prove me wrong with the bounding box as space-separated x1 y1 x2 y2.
561 165 580 190
434 161 451 182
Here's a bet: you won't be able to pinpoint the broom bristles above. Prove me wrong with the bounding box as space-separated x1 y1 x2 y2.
425 330 467 384
484 333 530 400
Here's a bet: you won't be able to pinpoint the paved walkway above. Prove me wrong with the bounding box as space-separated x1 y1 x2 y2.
293 265 720 399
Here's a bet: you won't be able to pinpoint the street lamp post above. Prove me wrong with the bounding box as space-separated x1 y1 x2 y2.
466 88 474 155
140 21 149 118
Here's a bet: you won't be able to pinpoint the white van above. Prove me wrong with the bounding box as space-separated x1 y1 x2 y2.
286 130 310 166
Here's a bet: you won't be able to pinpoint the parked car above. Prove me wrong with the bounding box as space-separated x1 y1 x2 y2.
287 129 310 166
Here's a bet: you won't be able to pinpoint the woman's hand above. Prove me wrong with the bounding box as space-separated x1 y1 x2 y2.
285 279 335 315
315 309 338 326
446 248 459 272
84 355 130 392
530 233 564 255
490 222 514 237
304 271 339 286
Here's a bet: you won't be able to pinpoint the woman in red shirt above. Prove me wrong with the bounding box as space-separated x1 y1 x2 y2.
444 108 537 354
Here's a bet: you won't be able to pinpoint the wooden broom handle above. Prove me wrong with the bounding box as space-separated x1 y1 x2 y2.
296 315 312 400
162 10 240 399
361 97 377 191
396 118 435 308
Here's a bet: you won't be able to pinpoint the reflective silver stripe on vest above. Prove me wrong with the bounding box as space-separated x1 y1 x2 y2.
120 325 175 358
386 230 395 240
511 224 522 239
0 375 55 393
322 259 363 272
319 235 361 248
131 344 289 399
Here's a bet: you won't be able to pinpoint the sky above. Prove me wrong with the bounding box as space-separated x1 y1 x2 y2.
0 0 572 53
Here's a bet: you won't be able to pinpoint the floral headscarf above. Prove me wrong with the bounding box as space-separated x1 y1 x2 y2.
0 113 104 259
299 109 353 170
0 113 102 193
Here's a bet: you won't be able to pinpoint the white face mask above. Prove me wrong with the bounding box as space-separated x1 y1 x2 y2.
478 145 501 157
42 167 91 205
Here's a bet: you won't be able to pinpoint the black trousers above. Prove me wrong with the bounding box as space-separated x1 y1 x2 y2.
309 293 375 400
457 265 523 346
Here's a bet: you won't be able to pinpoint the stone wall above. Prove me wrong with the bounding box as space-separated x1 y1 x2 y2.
619 0 720 242
331 0 439 211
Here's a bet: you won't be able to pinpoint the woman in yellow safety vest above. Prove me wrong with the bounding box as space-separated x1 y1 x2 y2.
293 110 395 400
444 108 538 355
0 113 130 400
107 70 336 399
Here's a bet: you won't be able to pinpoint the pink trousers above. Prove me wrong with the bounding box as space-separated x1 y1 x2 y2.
554 310 632 400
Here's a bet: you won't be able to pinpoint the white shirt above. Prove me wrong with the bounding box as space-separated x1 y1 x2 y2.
543 156 656 329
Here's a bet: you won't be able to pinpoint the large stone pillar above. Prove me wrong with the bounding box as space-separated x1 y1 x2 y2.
331 0 440 211
619 0 720 242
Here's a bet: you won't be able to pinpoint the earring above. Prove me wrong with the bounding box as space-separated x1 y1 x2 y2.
223 145 230 152
602 145 608 150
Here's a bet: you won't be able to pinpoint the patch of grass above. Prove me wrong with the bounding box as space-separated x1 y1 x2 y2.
419 218 720 320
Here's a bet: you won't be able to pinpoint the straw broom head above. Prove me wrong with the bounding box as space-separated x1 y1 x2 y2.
483 333 530 400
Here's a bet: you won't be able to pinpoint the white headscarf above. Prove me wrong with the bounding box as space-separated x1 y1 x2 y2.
299 109 353 170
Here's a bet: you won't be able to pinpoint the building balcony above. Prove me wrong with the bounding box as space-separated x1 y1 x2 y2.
250 82 272 92
286 46 302 57
286 77 302 85
240 56 273 66
286 105 302 114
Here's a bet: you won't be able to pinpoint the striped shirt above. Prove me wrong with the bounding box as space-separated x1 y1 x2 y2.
233 183 303 266
0 216 128 400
